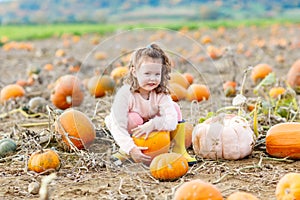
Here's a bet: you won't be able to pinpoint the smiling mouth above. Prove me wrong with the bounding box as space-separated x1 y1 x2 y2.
147 83 156 86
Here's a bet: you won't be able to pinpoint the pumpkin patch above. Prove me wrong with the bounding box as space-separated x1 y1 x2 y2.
0 20 300 200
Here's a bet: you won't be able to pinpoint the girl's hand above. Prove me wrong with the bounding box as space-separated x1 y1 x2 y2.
129 146 151 163
131 121 154 139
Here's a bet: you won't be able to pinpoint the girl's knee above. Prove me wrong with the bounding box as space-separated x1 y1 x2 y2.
128 112 143 133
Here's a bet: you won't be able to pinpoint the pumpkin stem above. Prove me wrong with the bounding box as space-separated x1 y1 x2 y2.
66 96 72 105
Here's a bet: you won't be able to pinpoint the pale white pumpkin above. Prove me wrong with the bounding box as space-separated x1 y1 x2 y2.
192 114 256 160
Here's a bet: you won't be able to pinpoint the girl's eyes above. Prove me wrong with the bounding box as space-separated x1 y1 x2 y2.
143 72 161 76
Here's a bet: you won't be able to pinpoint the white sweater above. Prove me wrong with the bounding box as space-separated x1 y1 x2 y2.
105 84 178 154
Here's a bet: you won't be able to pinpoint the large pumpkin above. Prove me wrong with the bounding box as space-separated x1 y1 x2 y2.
275 173 300 200
132 131 170 165
28 149 60 173
174 179 223 200
50 75 84 110
192 114 256 160
266 122 300 159
226 191 259 200
149 152 188 181
55 109 96 150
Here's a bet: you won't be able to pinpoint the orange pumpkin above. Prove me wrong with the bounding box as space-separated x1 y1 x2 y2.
183 73 194 85
201 35 212 44
132 131 170 165
276 173 300 200
186 84 210 102
110 66 129 82
287 59 300 93
55 109 96 150
174 179 223 200
226 191 259 200
55 49 66 57
0 84 25 103
169 72 190 89
169 83 187 102
266 122 300 159
87 75 115 98
28 149 60 173
50 75 84 110
251 63 273 83
223 81 237 97
149 152 188 181
269 87 286 98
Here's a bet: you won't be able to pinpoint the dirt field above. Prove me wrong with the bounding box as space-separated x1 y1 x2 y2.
1 25 300 199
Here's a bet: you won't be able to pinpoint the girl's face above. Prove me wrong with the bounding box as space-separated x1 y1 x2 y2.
133 58 162 93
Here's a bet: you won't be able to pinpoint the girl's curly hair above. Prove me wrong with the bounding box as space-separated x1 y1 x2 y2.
125 43 171 94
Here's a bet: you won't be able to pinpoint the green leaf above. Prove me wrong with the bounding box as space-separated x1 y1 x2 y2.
253 72 276 95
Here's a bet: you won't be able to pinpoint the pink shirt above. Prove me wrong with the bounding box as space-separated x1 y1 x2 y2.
105 84 178 154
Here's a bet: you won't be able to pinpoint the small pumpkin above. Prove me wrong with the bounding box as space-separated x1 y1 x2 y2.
169 83 187 102
266 122 300 159
169 72 190 89
0 84 25 103
223 81 237 97
149 152 188 181
183 73 194 85
251 63 273 83
0 138 17 158
50 75 84 110
110 66 129 82
192 114 256 160
269 87 286 98
28 149 60 173
186 84 210 102
132 131 170 165
287 59 300 93
55 109 96 150
174 179 223 200
275 173 300 200
226 191 259 200
201 35 212 44
87 75 115 98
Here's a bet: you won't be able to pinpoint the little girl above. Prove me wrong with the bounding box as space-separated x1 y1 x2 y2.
105 43 196 166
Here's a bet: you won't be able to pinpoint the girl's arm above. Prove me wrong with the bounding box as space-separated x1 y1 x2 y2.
105 85 137 155
149 95 178 131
